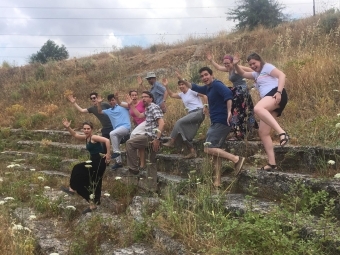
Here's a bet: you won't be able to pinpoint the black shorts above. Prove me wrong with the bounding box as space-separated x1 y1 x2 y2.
264 87 288 117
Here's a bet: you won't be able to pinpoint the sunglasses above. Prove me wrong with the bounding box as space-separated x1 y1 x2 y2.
90 97 96 100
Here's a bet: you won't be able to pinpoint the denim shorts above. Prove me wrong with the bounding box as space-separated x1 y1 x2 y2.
206 123 231 148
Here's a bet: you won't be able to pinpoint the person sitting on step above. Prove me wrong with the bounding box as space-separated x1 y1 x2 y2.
115 90 146 171
124 91 165 176
97 94 131 170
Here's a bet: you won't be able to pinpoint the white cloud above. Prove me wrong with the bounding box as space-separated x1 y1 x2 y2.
0 0 329 66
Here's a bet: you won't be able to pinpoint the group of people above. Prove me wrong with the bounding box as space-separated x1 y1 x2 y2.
61 52 289 212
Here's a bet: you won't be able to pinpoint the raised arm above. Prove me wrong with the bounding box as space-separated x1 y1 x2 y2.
115 92 129 108
96 95 104 114
162 78 181 99
62 118 85 140
137 76 146 93
239 65 254 73
175 71 192 88
233 53 254 80
67 95 89 113
207 52 228 72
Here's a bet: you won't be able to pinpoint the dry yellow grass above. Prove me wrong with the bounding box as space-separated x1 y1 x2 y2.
0 11 339 145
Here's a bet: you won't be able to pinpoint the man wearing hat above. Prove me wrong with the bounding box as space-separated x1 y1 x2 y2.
137 71 167 113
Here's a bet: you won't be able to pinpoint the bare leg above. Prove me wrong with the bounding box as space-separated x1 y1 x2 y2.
212 156 222 187
204 147 239 164
138 148 145 168
258 117 277 167
254 97 285 134
204 147 242 186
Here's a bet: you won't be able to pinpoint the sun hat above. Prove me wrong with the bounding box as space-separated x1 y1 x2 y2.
145 72 156 79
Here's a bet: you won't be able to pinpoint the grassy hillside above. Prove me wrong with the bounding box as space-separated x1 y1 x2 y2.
0 11 340 146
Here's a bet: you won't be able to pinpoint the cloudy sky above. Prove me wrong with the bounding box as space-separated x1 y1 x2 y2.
0 0 338 66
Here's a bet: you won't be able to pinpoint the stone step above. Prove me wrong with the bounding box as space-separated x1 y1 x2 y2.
236 169 340 217
16 140 87 158
17 140 340 173
9 128 85 144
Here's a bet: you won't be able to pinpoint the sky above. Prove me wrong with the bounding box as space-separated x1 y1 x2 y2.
0 0 338 66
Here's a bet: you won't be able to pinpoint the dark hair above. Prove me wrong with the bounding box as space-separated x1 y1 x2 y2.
142 91 154 102
82 121 93 129
178 80 185 85
246 53 265 66
89 92 98 99
199 66 213 75
107 94 115 101
129 90 138 95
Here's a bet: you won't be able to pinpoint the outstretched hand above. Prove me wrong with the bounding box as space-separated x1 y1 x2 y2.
137 76 143 86
162 78 168 86
233 52 241 65
206 52 213 62
62 118 71 128
125 94 132 105
67 95 76 103
96 95 103 103
175 70 183 81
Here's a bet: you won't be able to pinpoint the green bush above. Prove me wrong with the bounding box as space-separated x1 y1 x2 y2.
320 9 340 33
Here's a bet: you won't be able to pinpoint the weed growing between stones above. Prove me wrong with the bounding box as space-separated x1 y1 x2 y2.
131 220 153 243
68 215 118 255
106 178 138 209
0 202 36 254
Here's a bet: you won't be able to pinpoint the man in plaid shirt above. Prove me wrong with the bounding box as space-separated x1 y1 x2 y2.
125 91 165 176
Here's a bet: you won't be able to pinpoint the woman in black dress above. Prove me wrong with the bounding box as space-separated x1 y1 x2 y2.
61 118 111 214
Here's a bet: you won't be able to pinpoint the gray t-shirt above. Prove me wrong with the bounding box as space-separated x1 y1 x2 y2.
87 102 113 135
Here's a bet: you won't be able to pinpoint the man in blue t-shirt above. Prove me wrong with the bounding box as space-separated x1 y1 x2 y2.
181 67 245 187
97 94 131 170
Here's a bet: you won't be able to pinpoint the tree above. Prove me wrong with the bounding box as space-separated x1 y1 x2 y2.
29 40 69 64
227 0 286 31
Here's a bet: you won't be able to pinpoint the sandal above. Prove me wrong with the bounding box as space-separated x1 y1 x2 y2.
279 133 289 147
260 164 277 171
